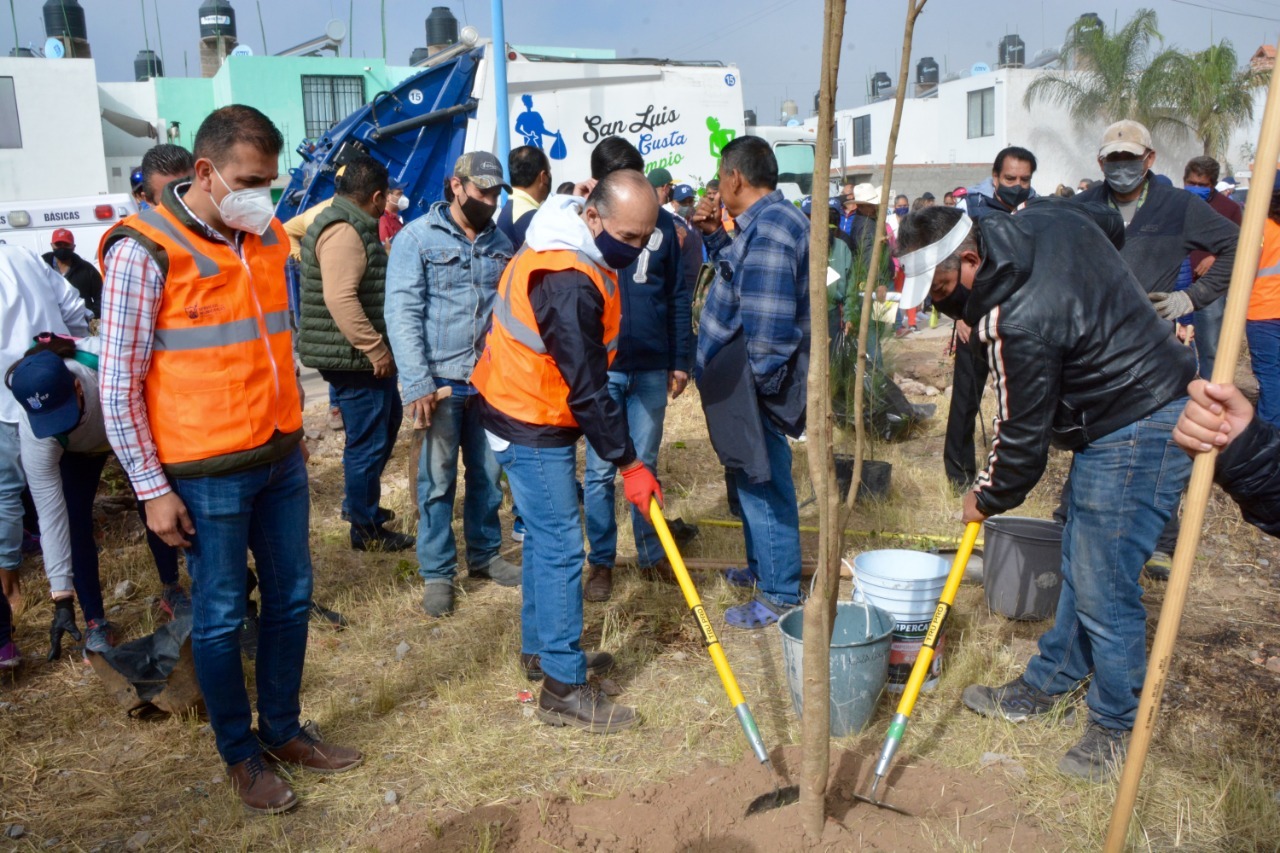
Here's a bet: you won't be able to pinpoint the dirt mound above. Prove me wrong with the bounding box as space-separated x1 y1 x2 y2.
371 744 1056 852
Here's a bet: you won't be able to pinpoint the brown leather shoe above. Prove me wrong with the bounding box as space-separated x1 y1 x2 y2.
536 676 637 734
639 558 679 586
521 651 615 681
228 754 298 815
585 564 613 602
265 728 363 775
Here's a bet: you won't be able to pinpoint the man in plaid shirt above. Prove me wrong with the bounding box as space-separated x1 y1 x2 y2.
692 135 810 630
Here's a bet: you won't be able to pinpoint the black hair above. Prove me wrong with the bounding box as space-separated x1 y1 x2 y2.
1184 156 1221 185
706 179 720 191
509 145 551 189
141 144 194 185
719 136 777 190
590 136 644 180
827 206 841 229
895 194 908 204
895 205 982 272
943 191 955 200
338 155 389 204
992 145 1038 176
555 181 576 195
3 333 77 390
1270 187 1280 225
586 169 655 217
193 104 284 166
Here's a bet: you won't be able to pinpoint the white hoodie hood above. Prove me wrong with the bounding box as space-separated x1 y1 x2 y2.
523 194 609 269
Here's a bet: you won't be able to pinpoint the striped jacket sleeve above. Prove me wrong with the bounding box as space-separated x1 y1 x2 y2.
972 305 1060 516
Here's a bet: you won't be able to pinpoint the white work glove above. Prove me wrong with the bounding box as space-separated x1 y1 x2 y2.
1148 291 1194 321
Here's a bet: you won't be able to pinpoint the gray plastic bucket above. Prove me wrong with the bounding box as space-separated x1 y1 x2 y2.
850 549 950 693
982 517 1064 620
778 600 895 737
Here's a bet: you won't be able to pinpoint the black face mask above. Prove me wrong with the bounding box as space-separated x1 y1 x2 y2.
459 194 497 231
594 224 645 270
995 184 1030 210
933 282 970 320
52 247 75 262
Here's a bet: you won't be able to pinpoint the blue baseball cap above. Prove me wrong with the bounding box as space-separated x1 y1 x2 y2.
672 183 695 202
7 350 80 438
800 196 813 215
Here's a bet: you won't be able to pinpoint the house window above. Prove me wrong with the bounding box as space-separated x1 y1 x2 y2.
967 87 995 138
852 115 871 156
0 78 21 149
301 75 366 138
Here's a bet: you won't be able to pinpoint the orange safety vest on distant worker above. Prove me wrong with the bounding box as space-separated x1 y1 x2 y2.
471 247 620 428
100 202 302 467
1249 218 1280 322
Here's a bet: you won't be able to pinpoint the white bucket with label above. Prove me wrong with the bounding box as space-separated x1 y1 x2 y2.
850 549 950 693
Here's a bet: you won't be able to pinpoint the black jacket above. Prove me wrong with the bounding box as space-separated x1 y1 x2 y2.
1073 177 1239 309
42 251 102 317
1215 417 1280 538
613 208 692 373
965 199 1197 516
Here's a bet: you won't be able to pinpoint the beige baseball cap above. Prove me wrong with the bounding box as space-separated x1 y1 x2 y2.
1098 120 1152 157
453 151 511 191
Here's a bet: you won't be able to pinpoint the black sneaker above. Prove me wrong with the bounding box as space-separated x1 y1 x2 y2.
1058 721 1129 781
309 600 348 629
341 507 396 525
351 525 415 552
962 676 1074 723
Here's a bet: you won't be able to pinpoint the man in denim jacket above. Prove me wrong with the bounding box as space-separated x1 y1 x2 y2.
386 153 520 618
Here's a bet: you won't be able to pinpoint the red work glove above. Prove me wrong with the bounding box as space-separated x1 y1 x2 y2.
620 462 663 525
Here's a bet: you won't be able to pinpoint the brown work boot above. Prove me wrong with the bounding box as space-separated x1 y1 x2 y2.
521 651 615 681
537 675 637 734
228 754 298 815
639 558 678 586
265 727 363 774
585 564 613 602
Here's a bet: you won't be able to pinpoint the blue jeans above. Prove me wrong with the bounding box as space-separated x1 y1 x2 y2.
415 392 503 580
493 441 587 684
730 419 802 606
172 448 314 765
1193 297 1224 380
584 370 667 568
1248 319 1280 429
1022 399 1190 731
0 422 24 571
331 376 403 529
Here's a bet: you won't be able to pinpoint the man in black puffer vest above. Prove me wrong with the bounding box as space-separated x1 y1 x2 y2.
299 155 413 552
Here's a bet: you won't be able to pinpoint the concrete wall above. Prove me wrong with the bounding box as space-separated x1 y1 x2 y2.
0 58 109 202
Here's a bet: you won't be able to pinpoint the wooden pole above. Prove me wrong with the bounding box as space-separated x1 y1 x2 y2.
799 0 845 838
846 0 929 508
1104 49 1280 851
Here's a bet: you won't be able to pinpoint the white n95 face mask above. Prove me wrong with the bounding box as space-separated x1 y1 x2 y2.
212 165 277 236
396 194 410 212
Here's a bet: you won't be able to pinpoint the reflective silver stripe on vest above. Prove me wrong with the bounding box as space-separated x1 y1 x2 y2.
259 223 280 247
265 309 295 335
492 248 616 354
154 317 261 352
1260 263 1280 278
137 209 221 278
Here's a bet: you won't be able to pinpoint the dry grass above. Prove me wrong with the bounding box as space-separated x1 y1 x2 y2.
1 338 1277 851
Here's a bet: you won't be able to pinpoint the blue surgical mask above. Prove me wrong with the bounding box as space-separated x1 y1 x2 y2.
593 223 645 270
1185 185 1212 201
893 205 909 217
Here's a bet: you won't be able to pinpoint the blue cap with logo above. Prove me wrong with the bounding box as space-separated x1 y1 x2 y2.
671 184 695 202
7 350 80 438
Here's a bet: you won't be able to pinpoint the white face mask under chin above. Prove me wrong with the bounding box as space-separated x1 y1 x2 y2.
212 165 276 236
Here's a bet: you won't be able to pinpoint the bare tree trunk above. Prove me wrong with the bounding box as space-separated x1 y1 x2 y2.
799 0 846 840
846 0 930 509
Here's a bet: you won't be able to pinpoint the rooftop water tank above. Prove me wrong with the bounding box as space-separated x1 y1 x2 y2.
1077 12 1103 36
199 0 237 39
871 71 892 99
409 46 432 65
917 56 939 85
426 7 458 55
135 49 162 80
43 0 87 40
998 34 1025 68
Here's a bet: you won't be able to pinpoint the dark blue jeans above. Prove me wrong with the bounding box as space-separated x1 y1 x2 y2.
172 448 313 765
730 419 802 607
493 441 587 684
584 370 667 569
331 375 403 530
1193 297 1224 380
1022 399 1190 731
415 391 502 581
1248 319 1280 429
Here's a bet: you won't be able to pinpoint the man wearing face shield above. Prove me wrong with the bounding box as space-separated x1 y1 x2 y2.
386 152 519 619
472 169 662 733
895 203 1194 781
99 105 362 815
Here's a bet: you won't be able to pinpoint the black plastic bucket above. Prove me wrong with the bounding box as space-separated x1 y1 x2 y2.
982 517 1064 620
833 456 892 501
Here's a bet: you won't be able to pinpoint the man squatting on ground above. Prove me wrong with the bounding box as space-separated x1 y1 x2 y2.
895 201 1195 781
100 105 360 814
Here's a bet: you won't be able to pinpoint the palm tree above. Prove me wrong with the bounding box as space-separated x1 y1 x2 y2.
1141 41 1266 159
1024 8 1164 124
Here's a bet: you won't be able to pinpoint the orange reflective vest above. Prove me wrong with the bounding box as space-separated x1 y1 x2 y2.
1249 219 1280 322
100 203 302 466
471 247 620 428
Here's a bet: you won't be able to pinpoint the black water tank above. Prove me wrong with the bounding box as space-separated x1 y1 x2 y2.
409 46 432 65
744 109 757 126
135 49 162 80
43 0 87 40
999 34 1025 67
199 0 237 39
425 7 458 48
917 56 939 85
1077 12 1103 36
871 71 892 98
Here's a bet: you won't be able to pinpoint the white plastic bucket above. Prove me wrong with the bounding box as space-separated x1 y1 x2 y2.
850 549 950 693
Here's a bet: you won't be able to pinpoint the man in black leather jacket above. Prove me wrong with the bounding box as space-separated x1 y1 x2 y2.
896 202 1196 781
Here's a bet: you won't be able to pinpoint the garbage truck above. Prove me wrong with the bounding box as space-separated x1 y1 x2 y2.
276 39 747 224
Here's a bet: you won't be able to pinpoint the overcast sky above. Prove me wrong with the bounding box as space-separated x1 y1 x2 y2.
6 1 1277 120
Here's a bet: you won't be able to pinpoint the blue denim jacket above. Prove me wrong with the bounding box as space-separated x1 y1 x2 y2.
386 202 514 404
